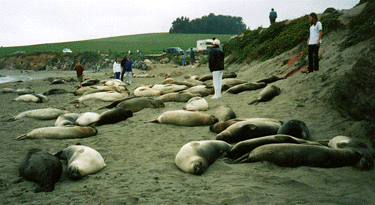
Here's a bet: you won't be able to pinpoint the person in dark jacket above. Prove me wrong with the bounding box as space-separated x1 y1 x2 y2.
208 39 224 99
120 54 128 82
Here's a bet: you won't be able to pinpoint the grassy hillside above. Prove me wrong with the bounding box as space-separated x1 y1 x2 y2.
0 33 233 57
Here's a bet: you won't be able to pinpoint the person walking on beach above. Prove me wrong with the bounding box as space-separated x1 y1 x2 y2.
209 39 225 99
124 56 133 84
120 54 128 82
190 48 195 68
307 12 322 73
181 52 186 67
74 61 84 88
269 8 277 25
113 58 121 80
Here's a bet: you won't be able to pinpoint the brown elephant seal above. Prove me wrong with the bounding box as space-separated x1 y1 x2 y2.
98 97 134 110
75 112 100 126
277 119 310 140
198 72 237 82
147 110 218 126
51 79 65 84
43 88 70 95
226 82 266 94
116 97 165 112
19 148 62 192
175 140 232 175
248 85 281 105
256 75 285 84
214 105 236 122
71 91 130 103
7 108 70 121
54 145 106 179
183 97 208 111
157 92 201 102
15 87 34 95
181 85 214 97
227 134 322 160
81 79 100 86
55 113 80 127
215 120 281 143
1 88 14 93
321 136 374 170
151 84 188 94
232 143 365 169
210 118 284 134
163 78 204 87
91 107 133 126
15 126 98 140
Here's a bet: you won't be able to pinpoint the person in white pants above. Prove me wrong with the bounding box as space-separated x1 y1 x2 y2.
208 39 225 99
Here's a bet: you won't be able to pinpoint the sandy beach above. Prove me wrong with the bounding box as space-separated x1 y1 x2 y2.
0 55 374 205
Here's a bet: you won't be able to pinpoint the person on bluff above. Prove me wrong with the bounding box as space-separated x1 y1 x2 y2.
269 8 277 25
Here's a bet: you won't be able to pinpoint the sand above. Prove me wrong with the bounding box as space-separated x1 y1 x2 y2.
0 55 374 205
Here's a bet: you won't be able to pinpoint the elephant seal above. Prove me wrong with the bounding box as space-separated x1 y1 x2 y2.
54 145 106 179
151 84 188 94
81 79 100 86
13 94 40 103
147 110 218 127
55 113 80 127
181 85 214 97
74 87 97 95
214 105 236 122
1 88 14 93
227 134 322 160
221 78 248 88
51 79 65 84
256 75 285 84
134 86 162 97
198 72 237 82
322 136 374 170
71 91 130 103
210 118 284 134
232 143 365 169
75 112 100 126
43 88 70 95
33 94 48 103
98 97 131 110
183 97 208 111
156 92 201 102
277 119 310 140
91 107 133 126
7 108 70 121
175 140 232 175
15 87 34 95
248 85 281 105
19 148 62 192
116 97 165 112
216 120 281 143
226 82 266 94
15 126 98 140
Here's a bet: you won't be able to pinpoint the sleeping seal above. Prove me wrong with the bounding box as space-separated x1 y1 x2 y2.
55 145 106 178
183 97 208 111
91 107 133 126
116 97 165 112
175 140 232 175
248 84 281 105
147 110 218 127
277 119 310 140
16 126 98 140
214 105 236 122
7 108 70 121
55 113 80 127
19 148 62 192
156 92 201 102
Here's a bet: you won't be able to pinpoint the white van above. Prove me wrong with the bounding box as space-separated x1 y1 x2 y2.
197 39 214 51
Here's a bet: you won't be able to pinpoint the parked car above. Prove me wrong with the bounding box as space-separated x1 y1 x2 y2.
186 48 198 53
63 48 72 53
166 47 184 54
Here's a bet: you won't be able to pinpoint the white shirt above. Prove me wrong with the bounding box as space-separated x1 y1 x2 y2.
113 62 121 73
309 21 322 45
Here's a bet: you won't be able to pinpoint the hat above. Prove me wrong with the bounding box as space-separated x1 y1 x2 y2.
213 39 220 45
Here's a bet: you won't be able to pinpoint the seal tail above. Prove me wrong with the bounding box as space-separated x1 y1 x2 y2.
15 134 27 140
144 119 159 124
248 100 259 105
317 139 330 146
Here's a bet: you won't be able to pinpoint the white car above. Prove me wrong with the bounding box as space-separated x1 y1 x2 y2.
63 48 72 53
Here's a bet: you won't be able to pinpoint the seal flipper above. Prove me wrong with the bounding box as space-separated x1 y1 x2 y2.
144 119 160 124
248 100 259 105
15 134 27 140
317 139 330 146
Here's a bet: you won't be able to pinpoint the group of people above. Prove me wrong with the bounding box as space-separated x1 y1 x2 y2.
75 11 322 92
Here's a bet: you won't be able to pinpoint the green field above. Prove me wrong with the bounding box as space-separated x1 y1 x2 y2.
0 33 234 57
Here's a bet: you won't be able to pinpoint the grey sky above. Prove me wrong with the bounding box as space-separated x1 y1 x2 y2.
0 0 359 47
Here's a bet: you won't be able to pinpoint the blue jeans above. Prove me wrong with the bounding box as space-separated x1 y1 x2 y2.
114 72 120 79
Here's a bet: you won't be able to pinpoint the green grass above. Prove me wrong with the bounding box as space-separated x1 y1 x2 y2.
0 33 233 57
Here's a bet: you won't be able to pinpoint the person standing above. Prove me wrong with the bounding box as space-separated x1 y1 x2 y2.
74 61 84 88
113 58 121 80
209 39 225 99
307 12 322 73
181 52 186 67
269 8 277 25
124 56 133 84
120 54 128 82
189 48 195 68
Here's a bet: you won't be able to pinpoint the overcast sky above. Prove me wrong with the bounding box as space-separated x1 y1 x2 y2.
0 0 359 47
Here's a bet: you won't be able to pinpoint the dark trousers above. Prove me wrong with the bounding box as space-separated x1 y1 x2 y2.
308 44 320 72
270 17 276 25
120 68 126 81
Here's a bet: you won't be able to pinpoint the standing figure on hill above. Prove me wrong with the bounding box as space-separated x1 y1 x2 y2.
124 56 133 84
269 8 277 25
113 58 121 80
120 54 128 81
307 12 322 73
74 61 84 88
181 52 186 67
209 39 225 99
190 48 195 68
